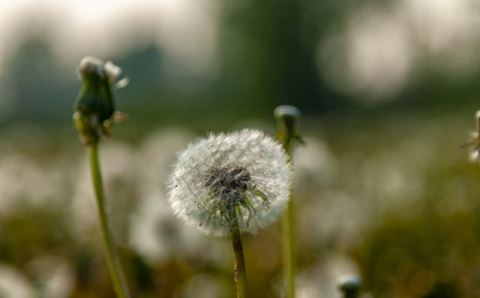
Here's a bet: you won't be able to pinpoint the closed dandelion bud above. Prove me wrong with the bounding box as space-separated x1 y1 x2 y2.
73 58 131 298
168 129 292 237
73 57 128 145
274 105 303 148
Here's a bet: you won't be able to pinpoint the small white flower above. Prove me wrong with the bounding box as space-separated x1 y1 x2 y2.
464 110 480 162
168 129 292 237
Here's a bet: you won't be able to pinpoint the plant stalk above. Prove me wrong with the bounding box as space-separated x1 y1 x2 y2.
281 136 296 298
88 143 130 298
230 209 247 298
274 105 300 298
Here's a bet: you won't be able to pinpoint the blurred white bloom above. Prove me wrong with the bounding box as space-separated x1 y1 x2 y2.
298 191 366 247
72 142 138 242
27 256 75 298
168 129 291 236
465 111 480 162
293 136 336 193
296 254 359 298
319 0 480 101
181 274 226 298
136 128 194 196
130 194 206 263
0 152 74 215
0 264 35 298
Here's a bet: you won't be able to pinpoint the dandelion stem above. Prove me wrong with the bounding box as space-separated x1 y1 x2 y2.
230 208 247 298
88 143 130 298
274 105 301 298
282 196 296 298
281 142 296 298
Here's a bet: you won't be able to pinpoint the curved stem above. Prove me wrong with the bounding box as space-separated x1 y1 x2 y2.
230 209 247 298
88 143 130 298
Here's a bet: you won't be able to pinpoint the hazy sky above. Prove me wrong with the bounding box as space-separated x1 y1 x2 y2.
0 0 478 102
0 0 220 74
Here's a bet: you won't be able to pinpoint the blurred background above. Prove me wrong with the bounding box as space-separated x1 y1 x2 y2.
1 0 480 297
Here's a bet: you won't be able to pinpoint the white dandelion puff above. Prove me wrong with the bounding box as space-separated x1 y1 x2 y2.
168 129 292 237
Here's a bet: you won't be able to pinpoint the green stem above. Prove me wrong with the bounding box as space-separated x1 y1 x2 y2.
282 199 295 298
281 136 296 298
88 143 130 298
230 209 247 298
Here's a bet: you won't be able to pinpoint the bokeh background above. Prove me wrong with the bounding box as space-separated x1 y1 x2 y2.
1 0 480 297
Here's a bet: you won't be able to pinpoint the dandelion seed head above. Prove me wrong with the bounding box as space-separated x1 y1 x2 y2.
168 129 292 237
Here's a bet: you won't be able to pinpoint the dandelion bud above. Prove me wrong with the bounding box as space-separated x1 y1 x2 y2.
274 105 303 148
73 57 127 145
338 275 362 298
168 129 292 237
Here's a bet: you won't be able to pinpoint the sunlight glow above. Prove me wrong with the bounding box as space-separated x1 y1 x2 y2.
0 0 220 76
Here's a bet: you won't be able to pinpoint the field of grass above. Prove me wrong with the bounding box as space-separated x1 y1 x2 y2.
0 108 479 297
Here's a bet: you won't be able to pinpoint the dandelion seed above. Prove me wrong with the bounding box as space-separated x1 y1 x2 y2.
168 129 292 237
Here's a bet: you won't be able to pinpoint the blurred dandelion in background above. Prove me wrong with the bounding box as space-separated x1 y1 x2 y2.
0 264 35 298
27 256 75 298
71 142 138 243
